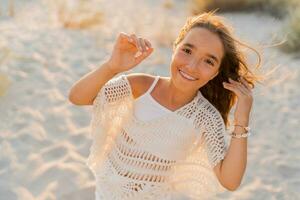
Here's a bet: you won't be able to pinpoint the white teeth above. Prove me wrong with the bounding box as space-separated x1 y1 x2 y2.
179 70 197 81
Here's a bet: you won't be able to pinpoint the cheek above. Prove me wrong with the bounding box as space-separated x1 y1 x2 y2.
178 51 189 60
173 51 188 63
203 70 218 82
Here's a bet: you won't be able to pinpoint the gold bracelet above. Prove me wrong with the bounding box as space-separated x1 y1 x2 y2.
229 131 251 138
234 124 251 132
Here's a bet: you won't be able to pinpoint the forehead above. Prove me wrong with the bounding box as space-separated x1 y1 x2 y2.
181 27 224 59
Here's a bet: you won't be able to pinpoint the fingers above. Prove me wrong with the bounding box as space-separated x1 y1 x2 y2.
144 39 152 49
135 45 154 60
129 34 152 53
223 77 253 97
130 34 142 52
119 32 133 44
239 77 253 90
118 32 153 61
139 38 148 52
223 81 243 96
228 78 249 95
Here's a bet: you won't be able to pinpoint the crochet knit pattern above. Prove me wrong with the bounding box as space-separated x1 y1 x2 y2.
86 74 229 200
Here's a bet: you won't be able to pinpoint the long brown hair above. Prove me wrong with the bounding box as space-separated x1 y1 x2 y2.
173 11 263 127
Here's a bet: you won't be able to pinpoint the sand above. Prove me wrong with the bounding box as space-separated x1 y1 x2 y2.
0 0 299 199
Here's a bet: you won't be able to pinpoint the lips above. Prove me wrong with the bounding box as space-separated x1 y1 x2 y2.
178 69 198 81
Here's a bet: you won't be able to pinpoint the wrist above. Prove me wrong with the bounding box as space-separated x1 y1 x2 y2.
230 125 251 138
234 119 249 127
103 61 120 75
233 126 248 134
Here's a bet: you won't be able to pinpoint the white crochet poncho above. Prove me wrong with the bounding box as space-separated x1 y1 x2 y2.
86 74 229 200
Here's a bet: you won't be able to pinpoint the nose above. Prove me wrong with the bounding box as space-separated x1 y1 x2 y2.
187 58 200 72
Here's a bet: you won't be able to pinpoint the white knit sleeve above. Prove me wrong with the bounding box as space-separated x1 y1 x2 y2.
87 74 134 173
168 103 229 198
92 74 133 115
202 103 228 168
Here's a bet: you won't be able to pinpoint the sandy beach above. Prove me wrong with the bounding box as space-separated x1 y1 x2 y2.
0 0 299 199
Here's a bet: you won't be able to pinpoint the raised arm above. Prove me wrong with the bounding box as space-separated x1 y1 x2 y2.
214 76 253 191
68 62 118 105
213 125 248 191
68 32 154 105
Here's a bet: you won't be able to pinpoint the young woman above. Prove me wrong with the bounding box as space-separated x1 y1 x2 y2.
69 11 260 200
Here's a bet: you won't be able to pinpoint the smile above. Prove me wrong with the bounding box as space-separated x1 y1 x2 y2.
179 69 198 81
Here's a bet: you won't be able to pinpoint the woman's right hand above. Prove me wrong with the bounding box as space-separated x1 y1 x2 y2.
106 32 154 74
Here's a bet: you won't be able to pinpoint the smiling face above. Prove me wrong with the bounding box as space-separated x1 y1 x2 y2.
170 27 224 93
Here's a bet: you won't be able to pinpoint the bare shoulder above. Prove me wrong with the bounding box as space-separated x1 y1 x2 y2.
126 73 156 99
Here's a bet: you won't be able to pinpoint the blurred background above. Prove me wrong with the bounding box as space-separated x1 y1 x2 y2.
0 0 299 199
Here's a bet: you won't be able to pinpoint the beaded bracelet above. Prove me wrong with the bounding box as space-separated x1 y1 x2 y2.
234 124 250 132
229 124 251 138
229 131 251 138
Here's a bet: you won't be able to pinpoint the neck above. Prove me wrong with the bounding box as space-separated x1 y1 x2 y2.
162 77 198 106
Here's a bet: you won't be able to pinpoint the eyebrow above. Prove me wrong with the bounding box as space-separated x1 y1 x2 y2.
183 43 220 63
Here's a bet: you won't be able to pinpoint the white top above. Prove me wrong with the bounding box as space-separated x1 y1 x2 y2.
134 75 172 122
86 74 229 200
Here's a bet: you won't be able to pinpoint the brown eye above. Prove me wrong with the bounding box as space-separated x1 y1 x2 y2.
205 59 214 66
182 48 191 54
